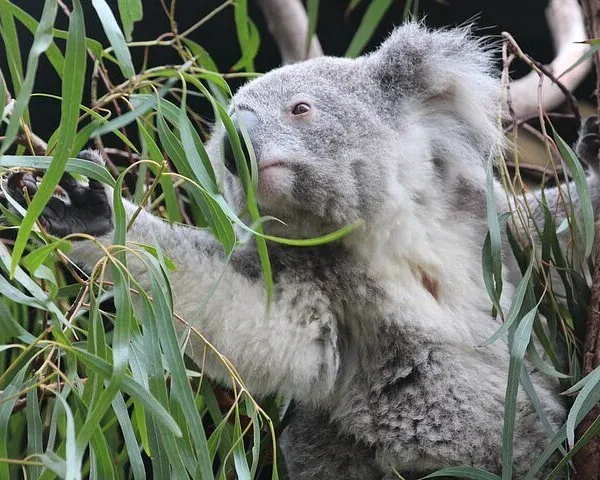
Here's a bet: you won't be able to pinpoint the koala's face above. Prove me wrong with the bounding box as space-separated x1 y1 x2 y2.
210 57 391 237
206 24 501 238
206 57 398 235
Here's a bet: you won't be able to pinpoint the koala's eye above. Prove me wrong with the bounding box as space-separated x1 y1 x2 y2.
291 102 311 116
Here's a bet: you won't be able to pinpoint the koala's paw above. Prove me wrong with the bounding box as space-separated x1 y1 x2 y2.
1 150 114 238
575 116 600 172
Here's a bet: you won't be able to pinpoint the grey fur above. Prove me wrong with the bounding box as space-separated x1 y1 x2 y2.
13 22 600 479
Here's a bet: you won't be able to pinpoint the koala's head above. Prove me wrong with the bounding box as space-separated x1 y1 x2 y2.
206 23 502 238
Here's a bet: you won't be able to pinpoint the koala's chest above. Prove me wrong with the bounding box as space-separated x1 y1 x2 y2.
274 242 496 342
346 253 501 346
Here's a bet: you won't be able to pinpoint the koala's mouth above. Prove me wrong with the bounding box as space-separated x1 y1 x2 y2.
258 161 287 172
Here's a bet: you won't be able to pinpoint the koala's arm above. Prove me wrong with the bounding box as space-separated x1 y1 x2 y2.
86 203 340 401
3 156 340 402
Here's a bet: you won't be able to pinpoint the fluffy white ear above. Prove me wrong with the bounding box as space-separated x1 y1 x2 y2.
367 22 493 97
365 22 503 155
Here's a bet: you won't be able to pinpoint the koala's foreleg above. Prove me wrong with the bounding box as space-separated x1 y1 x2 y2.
3 151 341 402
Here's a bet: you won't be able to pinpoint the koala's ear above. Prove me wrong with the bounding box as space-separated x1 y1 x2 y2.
366 22 496 101
364 23 503 156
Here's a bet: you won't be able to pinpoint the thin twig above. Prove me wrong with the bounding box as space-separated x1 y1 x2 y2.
502 31 580 124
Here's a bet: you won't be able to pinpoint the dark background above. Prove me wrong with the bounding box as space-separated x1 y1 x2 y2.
0 0 593 142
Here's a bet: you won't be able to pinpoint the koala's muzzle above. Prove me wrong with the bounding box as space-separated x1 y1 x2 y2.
222 109 258 176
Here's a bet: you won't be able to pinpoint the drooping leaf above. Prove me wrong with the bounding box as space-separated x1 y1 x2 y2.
9 0 87 275
551 126 594 258
0 0 58 154
118 0 143 41
91 0 136 78
345 0 393 57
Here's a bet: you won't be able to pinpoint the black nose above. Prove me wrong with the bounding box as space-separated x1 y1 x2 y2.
222 109 259 175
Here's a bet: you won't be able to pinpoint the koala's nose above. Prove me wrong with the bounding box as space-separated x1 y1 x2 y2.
222 109 258 175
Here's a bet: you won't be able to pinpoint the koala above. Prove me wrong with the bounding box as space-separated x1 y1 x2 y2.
4 22 598 479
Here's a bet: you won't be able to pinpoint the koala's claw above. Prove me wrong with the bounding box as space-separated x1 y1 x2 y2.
575 116 600 172
7 171 38 199
2 151 114 238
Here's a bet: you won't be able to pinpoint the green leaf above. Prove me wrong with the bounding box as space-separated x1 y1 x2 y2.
22 239 72 275
482 232 503 317
91 0 136 78
214 100 273 300
155 109 208 225
70 347 182 437
113 392 147 480
136 94 217 188
232 0 259 72
53 391 81 480
420 466 501 480
1 0 65 74
0 242 71 334
482 162 508 322
0 0 58 154
118 0 143 41
26 388 44 480
0 273 46 310
10 0 87 275
566 363 600 448
247 399 261 478
181 38 229 105
0 1 25 98
87 425 116 480
306 0 320 57
0 298 37 343
232 409 251 480
0 156 115 186
545 413 600 479
39 451 67 478
136 118 182 221
345 0 393 57
551 125 594 258
518 369 565 457
526 342 569 379
176 88 218 193
0 67 6 125
481 257 533 346
133 289 189 477
145 254 213 478
0 366 26 479
502 306 537 480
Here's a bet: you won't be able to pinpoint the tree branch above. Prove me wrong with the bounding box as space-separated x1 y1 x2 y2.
509 0 591 120
257 0 323 64
575 1 600 479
